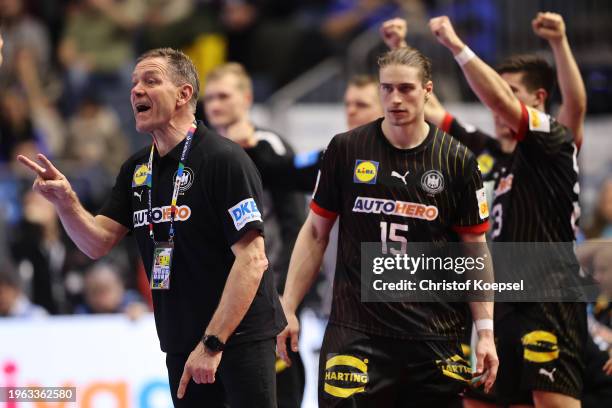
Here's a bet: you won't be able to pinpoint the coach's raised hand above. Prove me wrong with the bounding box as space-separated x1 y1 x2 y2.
428 16 465 55
16 153 128 260
17 154 76 207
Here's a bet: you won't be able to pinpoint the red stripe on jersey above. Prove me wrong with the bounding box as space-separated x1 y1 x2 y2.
514 102 529 141
440 112 454 133
310 200 338 220
452 220 490 235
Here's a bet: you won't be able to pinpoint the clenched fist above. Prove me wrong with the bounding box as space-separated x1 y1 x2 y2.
532 12 566 43
380 18 408 50
428 16 465 54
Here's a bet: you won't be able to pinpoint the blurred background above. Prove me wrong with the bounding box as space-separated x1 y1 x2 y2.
0 0 611 407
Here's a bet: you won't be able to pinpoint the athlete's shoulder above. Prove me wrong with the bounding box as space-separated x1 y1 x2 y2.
333 117 383 146
253 127 294 156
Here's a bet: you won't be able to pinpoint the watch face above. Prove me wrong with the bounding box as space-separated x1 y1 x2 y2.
204 335 224 351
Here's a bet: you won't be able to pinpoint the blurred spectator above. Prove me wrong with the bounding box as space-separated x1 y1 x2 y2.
321 0 399 46
9 190 92 314
58 0 145 143
585 178 612 239
0 0 53 93
75 261 148 319
63 94 129 194
0 259 48 318
0 88 39 164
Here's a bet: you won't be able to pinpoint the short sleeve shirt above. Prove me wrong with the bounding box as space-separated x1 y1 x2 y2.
99 122 286 353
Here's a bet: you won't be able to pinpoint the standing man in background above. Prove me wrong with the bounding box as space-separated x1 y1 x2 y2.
203 62 306 408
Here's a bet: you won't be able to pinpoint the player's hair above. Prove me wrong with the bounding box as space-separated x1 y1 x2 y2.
136 48 200 111
347 74 379 88
206 63 253 94
495 54 556 97
377 47 432 85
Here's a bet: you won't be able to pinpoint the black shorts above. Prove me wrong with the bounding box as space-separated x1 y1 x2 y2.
318 323 468 408
166 338 277 408
469 302 587 406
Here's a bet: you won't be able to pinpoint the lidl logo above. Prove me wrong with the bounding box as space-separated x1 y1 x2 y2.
228 198 262 231
324 354 368 398
477 153 494 175
132 164 149 187
353 160 379 184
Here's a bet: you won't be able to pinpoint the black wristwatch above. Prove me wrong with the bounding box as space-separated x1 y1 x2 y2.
202 334 225 353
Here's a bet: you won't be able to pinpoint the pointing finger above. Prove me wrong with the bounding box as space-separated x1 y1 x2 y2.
17 155 46 175
177 367 191 399
36 154 61 177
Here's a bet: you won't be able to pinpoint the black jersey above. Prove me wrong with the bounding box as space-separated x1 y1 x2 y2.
246 129 306 292
311 118 489 340
99 122 286 353
440 113 512 185
490 104 580 242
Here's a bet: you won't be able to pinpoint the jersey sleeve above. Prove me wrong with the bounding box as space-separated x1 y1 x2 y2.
514 103 574 155
310 136 341 220
98 160 133 229
208 146 265 247
452 150 490 234
441 112 499 156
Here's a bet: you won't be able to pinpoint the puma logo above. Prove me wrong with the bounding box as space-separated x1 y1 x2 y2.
538 367 556 383
391 170 410 185
134 190 143 202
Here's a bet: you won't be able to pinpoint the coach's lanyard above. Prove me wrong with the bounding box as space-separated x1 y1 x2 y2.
146 121 197 244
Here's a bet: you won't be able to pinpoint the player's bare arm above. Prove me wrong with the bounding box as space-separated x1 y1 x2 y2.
276 211 335 365
17 153 128 259
533 12 587 145
429 16 523 133
461 231 498 394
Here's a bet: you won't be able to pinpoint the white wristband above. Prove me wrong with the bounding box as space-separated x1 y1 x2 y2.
454 46 475 66
475 318 493 332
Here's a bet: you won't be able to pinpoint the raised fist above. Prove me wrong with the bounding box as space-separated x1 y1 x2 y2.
532 12 566 42
380 18 407 50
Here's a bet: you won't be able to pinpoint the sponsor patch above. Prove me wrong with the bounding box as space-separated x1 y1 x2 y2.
522 330 559 363
435 354 472 383
421 170 444 194
353 160 379 185
172 167 194 194
324 354 368 398
132 164 150 187
526 106 551 133
228 198 262 231
476 187 489 219
133 205 191 228
495 174 514 197
353 196 438 221
476 153 494 175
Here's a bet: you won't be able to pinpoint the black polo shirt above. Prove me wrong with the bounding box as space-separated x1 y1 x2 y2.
99 122 287 353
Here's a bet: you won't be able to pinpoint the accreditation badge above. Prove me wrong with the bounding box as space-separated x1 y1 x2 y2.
151 242 174 290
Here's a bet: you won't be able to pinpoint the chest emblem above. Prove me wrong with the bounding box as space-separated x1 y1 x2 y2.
354 160 379 185
173 167 194 194
132 164 149 187
421 170 444 194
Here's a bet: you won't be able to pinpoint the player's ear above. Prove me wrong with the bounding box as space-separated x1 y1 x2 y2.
534 88 548 108
424 80 433 100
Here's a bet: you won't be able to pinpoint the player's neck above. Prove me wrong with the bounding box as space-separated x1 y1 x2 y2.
151 114 196 157
381 118 429 150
